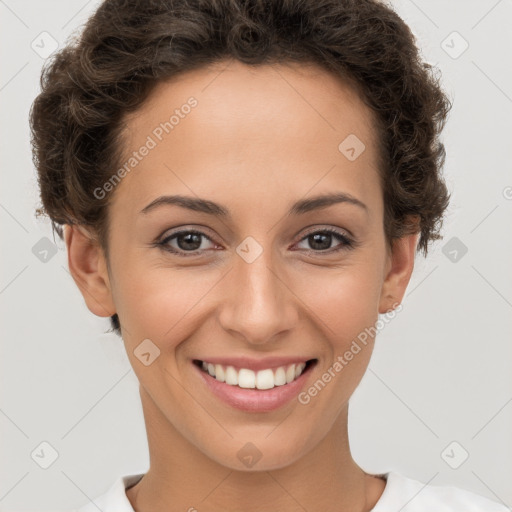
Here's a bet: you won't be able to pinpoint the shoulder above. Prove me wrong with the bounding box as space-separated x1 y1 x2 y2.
371 471 510 512
72 473 144 512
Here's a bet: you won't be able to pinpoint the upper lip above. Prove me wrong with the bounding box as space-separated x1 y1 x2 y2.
194 356 316 372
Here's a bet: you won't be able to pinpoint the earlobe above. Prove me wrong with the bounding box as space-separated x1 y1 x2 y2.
378 232 419 314
63 224 116 318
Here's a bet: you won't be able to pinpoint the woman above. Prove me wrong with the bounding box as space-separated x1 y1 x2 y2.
30 0 507 510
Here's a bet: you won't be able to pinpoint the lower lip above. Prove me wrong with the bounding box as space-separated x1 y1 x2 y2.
193 361 316 413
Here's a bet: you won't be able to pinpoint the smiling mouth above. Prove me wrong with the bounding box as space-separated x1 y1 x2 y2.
193 359 317 390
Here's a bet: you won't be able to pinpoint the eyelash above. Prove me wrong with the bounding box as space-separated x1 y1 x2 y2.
155 227 357 258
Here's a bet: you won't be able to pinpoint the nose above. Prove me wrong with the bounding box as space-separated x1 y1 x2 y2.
217 246 299 345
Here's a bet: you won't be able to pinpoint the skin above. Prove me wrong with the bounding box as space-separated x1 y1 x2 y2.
64 59 419 512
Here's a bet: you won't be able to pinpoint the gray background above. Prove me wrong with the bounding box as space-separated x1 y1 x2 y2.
1 0 511 510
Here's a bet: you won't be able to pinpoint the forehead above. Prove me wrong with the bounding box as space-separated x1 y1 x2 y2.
112 60 382 219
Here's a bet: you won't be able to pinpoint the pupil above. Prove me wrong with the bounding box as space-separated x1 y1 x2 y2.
310 233 331 250
178 233 201 250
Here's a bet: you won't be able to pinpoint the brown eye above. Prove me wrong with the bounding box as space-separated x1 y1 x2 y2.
295 228 354 253
158 230 216 256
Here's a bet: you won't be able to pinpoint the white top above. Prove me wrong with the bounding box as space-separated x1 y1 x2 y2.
74 471 509 512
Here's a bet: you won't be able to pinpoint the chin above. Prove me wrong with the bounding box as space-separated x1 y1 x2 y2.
195 426 317 472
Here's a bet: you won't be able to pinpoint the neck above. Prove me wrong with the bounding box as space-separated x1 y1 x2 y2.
126 386 386 512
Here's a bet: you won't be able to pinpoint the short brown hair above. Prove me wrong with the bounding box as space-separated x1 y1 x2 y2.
30 0 453 337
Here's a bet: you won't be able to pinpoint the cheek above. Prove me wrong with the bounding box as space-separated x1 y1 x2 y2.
113 267 221 399
294 267 383 422
112 260 222 344
296 261 384 346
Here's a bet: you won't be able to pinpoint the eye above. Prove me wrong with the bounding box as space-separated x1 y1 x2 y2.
294 228 355 254
157 229 218 257
155 226 357 258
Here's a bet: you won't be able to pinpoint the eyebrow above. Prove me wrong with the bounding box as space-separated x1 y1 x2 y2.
139 192 368 217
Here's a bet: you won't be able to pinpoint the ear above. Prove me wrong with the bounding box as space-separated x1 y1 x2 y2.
378 229 420 314
63 224 116 318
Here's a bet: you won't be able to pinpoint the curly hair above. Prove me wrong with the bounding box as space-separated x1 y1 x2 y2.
30 0 452 337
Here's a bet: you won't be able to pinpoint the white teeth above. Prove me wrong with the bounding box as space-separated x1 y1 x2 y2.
215 364 225 382
256 369 274 390
225 365 238 386
286 364 296 384
198 360 311 388
295 362 306 378
238 369 255 388
274 367 286 386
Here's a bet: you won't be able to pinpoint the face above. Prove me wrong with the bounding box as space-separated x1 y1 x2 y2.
66 60 417 471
